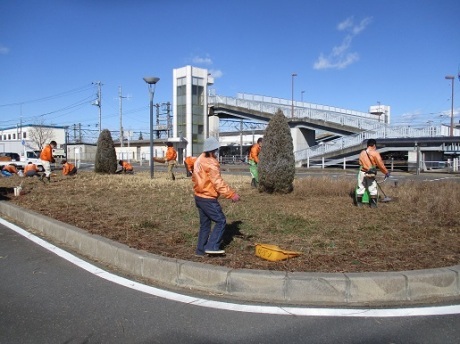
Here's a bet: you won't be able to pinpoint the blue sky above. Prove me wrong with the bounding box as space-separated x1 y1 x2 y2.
1 0 459 138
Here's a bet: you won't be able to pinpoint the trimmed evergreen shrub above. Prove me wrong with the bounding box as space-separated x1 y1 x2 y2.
258 109 295 193
94 129 117 174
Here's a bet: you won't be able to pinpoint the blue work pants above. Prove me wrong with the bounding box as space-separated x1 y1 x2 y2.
194 196 227 255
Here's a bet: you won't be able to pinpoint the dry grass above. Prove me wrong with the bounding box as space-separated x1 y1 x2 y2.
1 170 459 273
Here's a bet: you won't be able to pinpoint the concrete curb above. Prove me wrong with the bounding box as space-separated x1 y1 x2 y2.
1 201 459 306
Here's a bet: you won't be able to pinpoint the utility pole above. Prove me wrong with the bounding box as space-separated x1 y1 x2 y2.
240 119 243 158
165 102 171 138
18 104 23 140
445 75 455 137
291 73 297 118
92 81 102 134
155 104 160 139
119 86 128 148
18 116 23 141
73 124 77 142
78 123 82 143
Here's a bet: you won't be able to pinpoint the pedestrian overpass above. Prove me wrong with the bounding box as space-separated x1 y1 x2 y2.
208 93 457 166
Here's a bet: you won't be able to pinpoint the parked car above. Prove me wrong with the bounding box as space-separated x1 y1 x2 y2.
0 152 20 161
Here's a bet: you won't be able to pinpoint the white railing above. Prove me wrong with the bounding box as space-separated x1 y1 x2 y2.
303 157 459 173
209 94 385 133
236 92 381 121
209 94 456 162
294 125 447 161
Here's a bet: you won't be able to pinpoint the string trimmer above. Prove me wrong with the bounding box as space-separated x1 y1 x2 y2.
377 176 392 202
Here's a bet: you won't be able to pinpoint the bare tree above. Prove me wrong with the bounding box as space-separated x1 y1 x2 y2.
28 121 55 150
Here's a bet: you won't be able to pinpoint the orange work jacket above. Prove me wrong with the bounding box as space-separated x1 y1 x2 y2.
184 156 197 172
40 144 55 162
62 162 76 175
24 163 39 174
358 146 388 174
192 153 236 200
3 164 18 174
122 161 133 171
248 143 261 163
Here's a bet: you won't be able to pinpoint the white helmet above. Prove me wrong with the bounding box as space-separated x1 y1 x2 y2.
203 137 220 152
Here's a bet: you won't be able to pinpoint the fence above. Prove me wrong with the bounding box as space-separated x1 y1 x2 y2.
304 157 459 173
220 155 247 164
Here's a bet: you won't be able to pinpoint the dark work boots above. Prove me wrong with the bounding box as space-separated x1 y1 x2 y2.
370 197 378 208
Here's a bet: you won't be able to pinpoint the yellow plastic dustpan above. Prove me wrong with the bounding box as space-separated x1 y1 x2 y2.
255 243 301 262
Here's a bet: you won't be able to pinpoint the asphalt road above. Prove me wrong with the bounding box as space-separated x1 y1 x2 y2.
1 221 460 344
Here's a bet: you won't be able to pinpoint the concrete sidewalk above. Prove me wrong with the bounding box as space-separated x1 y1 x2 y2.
1 201 459 306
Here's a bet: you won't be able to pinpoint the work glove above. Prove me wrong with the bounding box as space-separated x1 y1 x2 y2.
231 193 240 202
385 173 391 178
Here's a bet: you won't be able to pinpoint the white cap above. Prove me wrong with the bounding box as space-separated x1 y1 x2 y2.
203 137 220 152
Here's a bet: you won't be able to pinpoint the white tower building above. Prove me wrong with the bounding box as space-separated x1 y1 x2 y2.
172 66 214 157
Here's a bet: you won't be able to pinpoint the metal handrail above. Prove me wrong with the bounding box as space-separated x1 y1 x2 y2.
294 125 446 161
208 94 451 162
209 94 384 132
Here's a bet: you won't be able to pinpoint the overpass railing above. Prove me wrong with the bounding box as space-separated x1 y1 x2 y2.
236 93 381 121
294 125 447 161
210 94 385 133
209 94 454 162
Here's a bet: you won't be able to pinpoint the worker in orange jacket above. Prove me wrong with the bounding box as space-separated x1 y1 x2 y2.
248 137 262 187
116 160 134 174
165 142 177 180
356 139 390 208
24 162 39 177
1 164 18 177
192 137 240 256
39 140 57 183
62 160 77 176
184 156 197 177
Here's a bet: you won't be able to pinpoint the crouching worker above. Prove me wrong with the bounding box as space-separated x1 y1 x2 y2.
184 156 197 177
24 162 40 177
192 137 240 256
1 163 18 177
356 139 390 208
116 160 134 174
62 160 77 176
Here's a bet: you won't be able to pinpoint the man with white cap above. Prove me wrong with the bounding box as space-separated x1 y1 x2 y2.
192 137 240 255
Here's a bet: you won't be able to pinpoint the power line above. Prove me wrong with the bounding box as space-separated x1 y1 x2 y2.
0 84 94 107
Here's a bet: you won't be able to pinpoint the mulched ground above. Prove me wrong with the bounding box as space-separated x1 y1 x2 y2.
1 170 459 273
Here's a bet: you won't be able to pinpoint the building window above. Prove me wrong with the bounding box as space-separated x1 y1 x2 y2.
23 132 27 139
192 77 204 86
192 85 204 106
13 133 16 140
8 134 11 140
177 77 186 86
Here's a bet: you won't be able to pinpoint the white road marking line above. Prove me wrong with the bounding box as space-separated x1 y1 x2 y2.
2 217 460 318
426 177 453 182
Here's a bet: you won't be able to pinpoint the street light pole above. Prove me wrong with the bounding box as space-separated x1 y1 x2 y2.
143 76 160 179
291 73 297 118
301 90 305 103
445 75 455 137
